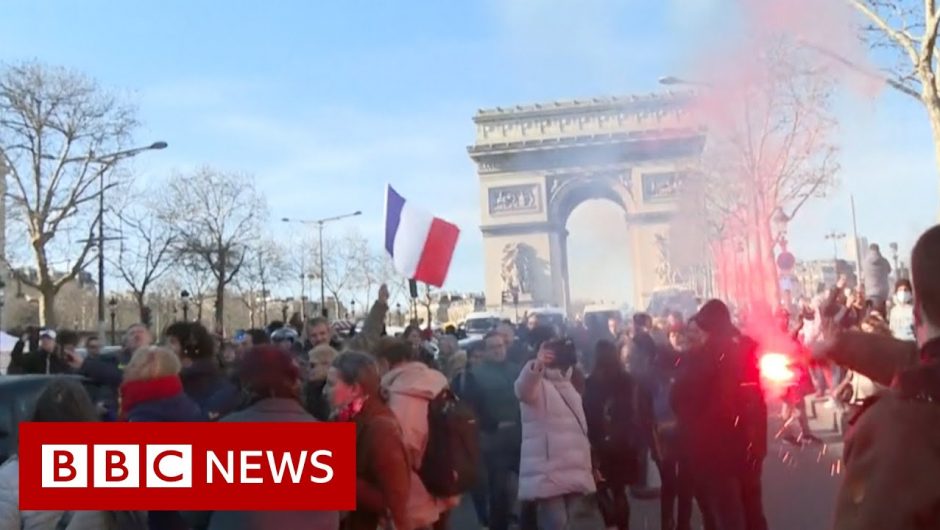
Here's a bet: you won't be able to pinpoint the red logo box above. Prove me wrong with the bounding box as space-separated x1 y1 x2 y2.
18 422 356 511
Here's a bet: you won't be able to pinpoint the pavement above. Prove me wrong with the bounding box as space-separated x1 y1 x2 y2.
449 396 845 530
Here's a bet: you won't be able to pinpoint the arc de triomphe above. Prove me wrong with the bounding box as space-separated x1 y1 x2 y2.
467 93 705 315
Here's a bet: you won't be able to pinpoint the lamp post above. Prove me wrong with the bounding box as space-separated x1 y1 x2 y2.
889 242 900 272
824 231 846 261
180 290 190 321
108 297 118 345
71 142 167 340
0 279 6 332
396 302 402 326
281 302 289 322
350 299 356 319
282 211 362 318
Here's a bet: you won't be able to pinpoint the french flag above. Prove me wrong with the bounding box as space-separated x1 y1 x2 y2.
384 185 460 288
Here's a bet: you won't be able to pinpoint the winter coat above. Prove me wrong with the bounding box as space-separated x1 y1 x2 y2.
833 339 940 530
8 346 73 376
515 360 596 501
126 392 205 422
122 377 205 530
890 303 916 341
181 398 340 530
303 378 331 421
79 348 133 388
824 331 919 387
180 358 238 414
671 333 766 477
863 251 892 300
582 370 639 487
0 456 146 530
381 362 460 528
345 397 411 530
467 359 522 433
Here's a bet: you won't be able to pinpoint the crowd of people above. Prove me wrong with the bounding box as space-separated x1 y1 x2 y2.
1 227 939 529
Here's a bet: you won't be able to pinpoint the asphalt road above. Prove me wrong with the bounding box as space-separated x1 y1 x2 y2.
450 398 844 530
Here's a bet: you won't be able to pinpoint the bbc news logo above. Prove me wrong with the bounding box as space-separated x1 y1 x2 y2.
19 422 356 510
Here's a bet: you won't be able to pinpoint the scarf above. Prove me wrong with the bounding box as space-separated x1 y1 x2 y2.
119 375 183 420
333 396 368 422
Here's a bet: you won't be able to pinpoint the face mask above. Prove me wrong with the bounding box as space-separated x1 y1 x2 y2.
896 291 913 304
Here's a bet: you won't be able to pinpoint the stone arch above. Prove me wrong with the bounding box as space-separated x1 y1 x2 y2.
469 93 705 315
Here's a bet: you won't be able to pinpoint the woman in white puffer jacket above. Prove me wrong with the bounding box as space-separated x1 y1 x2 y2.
514 338 603 530
0 378 145 530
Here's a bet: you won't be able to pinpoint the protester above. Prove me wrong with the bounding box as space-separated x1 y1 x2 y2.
120 346 204 422
183 346 340 530
889 278 916 341
862 243 892 317
463 331 522 530
327 351 410 530
450 340 488 528
671 300 767 530
515 337 602 529
583 340 637 530
8 328 71 374
827 225 940 530
0 378 147 530
304 344 338 421
74 324 153 387
83 335 102 357
403 324 437 369
376 338 457 529
164 321 238 416
437 334 460 378
306 316 342 350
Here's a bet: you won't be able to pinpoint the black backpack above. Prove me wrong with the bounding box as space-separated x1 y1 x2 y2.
418 388 480 497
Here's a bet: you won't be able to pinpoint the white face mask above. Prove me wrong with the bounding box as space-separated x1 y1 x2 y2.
896 291 913 304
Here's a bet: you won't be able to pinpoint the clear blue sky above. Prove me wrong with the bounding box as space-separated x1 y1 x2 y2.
1 0 936 302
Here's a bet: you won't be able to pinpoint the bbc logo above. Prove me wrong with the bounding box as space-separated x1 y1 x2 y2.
41 444 192 488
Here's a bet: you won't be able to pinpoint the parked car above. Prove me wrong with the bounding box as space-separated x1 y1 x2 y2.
0 374 108 464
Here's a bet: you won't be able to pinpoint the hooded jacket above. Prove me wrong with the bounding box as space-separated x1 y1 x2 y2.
833 338 940 530
381 361 459 528
514 359 595 501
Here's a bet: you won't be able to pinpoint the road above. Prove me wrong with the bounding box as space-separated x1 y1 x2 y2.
450 398 844 530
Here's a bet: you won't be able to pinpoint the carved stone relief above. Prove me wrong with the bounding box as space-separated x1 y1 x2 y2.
642 172 682 202
489 184 541 215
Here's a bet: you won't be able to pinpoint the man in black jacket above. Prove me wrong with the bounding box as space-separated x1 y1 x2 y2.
671 300 767 530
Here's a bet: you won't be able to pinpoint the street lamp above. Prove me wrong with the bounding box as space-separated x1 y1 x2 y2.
108 297 118 345
350 299 356 319
889 242 900 272
180 290 190 321
72 141 168 340
281 301 290 322
282 210 363 318
396 302 402 326
824 231 847 260
658 76 714 88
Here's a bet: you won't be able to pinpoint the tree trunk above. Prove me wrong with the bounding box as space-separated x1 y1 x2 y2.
216 252 226 334
40 286 57 328
136 292 147 324
927 103 940 222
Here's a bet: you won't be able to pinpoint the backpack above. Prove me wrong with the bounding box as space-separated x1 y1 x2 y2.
418 388 480 497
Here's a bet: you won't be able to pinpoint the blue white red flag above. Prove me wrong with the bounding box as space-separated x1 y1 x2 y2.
384 185 460 287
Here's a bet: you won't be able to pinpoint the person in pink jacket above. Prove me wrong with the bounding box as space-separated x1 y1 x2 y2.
376 338 459 530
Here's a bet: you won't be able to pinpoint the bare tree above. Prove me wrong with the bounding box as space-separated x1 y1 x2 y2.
695 41 840 307
319 230 367 319
842 1 940 201
0 62 137 326
161 168 266 332
111 194 177 324
236 239 289 327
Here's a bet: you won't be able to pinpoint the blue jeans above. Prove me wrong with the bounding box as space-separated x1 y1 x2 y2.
536 493 604 530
